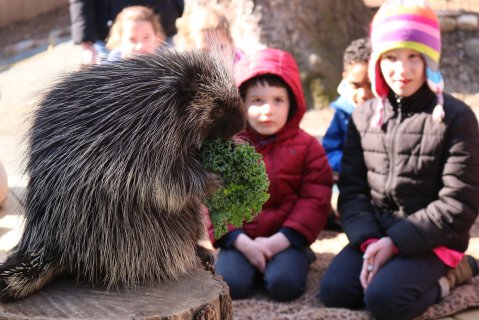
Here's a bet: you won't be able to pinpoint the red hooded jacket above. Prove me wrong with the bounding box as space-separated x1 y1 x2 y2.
208 48 333 246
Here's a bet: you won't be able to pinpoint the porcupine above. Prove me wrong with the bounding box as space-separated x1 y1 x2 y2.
0 49 246 301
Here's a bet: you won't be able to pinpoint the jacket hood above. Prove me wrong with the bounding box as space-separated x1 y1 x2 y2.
331 95 355 115
234 48 306 141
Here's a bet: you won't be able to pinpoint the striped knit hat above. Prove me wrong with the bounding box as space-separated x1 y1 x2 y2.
369 0 444 127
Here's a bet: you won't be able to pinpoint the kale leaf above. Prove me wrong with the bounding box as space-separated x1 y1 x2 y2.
201 137 270 238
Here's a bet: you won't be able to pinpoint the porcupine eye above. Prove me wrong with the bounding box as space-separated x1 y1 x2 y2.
212 107 225 119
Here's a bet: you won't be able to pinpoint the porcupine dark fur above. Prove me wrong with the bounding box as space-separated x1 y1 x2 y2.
0 49 246 301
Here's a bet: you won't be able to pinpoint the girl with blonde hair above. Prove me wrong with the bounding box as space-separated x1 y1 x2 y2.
174 5 243 63
106 6 165 61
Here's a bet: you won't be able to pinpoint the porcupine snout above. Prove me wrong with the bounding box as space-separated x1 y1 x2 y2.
208 94 246 140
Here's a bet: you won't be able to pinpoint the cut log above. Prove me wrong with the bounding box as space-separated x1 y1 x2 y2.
0 269 232 320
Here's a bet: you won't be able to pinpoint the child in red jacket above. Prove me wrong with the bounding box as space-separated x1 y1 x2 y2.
208 48 333 301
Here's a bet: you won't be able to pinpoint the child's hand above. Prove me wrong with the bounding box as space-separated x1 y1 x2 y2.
80 42 98 65
234 234 271 272
360 237 395 289
254 233 291 257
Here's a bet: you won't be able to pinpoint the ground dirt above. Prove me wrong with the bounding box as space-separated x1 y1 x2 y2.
0 6 71 57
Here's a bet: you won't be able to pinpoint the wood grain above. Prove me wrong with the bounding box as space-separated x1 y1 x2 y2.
0 269 232 320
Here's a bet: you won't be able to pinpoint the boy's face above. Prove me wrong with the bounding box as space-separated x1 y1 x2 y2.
121 20 158 57
245 83 290 136
380 48 426 97
342 62 374 106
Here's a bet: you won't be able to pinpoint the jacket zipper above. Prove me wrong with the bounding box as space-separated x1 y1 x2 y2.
385 97 402 205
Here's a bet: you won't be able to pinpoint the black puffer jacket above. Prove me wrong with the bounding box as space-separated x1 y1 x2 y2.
338 84 479 256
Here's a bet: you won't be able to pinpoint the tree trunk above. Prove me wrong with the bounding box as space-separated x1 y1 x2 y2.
188 0 374 109
0 269 231 320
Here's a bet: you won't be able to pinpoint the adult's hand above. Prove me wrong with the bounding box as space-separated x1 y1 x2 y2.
360 237 395 289
234 233 272 272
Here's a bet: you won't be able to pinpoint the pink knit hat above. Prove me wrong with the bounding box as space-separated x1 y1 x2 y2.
369 0 444 127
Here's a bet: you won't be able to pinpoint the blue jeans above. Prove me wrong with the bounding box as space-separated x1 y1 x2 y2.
215 246 310 301
318 244 449 320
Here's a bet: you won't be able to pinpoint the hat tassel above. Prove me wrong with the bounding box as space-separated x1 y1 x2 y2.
432 92 445 122
371 99 385 128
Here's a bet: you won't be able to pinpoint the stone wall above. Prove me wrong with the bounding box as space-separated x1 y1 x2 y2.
0 0 67 29
438 11 479 60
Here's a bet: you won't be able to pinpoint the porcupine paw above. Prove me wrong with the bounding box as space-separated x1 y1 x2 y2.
0 252 62 301
206 172 224 195
195 244 215 273
0 271 13 301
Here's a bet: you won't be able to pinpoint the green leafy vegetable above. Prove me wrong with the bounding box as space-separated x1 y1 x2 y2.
201 137 270 238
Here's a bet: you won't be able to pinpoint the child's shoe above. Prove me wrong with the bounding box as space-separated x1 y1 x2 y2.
439 255 479 298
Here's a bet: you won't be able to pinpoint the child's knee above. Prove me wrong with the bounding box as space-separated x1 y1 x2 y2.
214 250 256 299
364 287 407 320
221 274 252 299
264 274 305 301
318 275 343 307
215 264 251 299
318 274 363 309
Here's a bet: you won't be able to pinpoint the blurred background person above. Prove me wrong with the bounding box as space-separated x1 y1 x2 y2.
174 4 243 64
322 37 373 175
105 6 165 62
69 0 183 65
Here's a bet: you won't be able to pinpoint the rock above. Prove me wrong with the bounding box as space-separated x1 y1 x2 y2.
308 53 323 73
3 39 36 56
189 0 372 107
457 14 479 31
436 9 463 18
465 38 479 61
459 72 470 83
49 27 70 40
214 0 373 109
48 28 70 47
439 16 457 32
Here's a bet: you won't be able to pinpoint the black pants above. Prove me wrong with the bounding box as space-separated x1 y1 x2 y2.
318 244 449 320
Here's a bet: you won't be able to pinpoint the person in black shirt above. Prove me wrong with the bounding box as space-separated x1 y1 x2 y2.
69 0 183 65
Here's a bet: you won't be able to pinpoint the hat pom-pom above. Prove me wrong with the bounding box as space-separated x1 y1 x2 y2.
432 104 445 122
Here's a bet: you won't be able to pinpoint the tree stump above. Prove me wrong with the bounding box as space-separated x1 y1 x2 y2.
0 269 232 320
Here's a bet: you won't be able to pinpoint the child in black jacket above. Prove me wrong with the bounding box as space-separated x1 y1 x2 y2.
319 1 479 319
